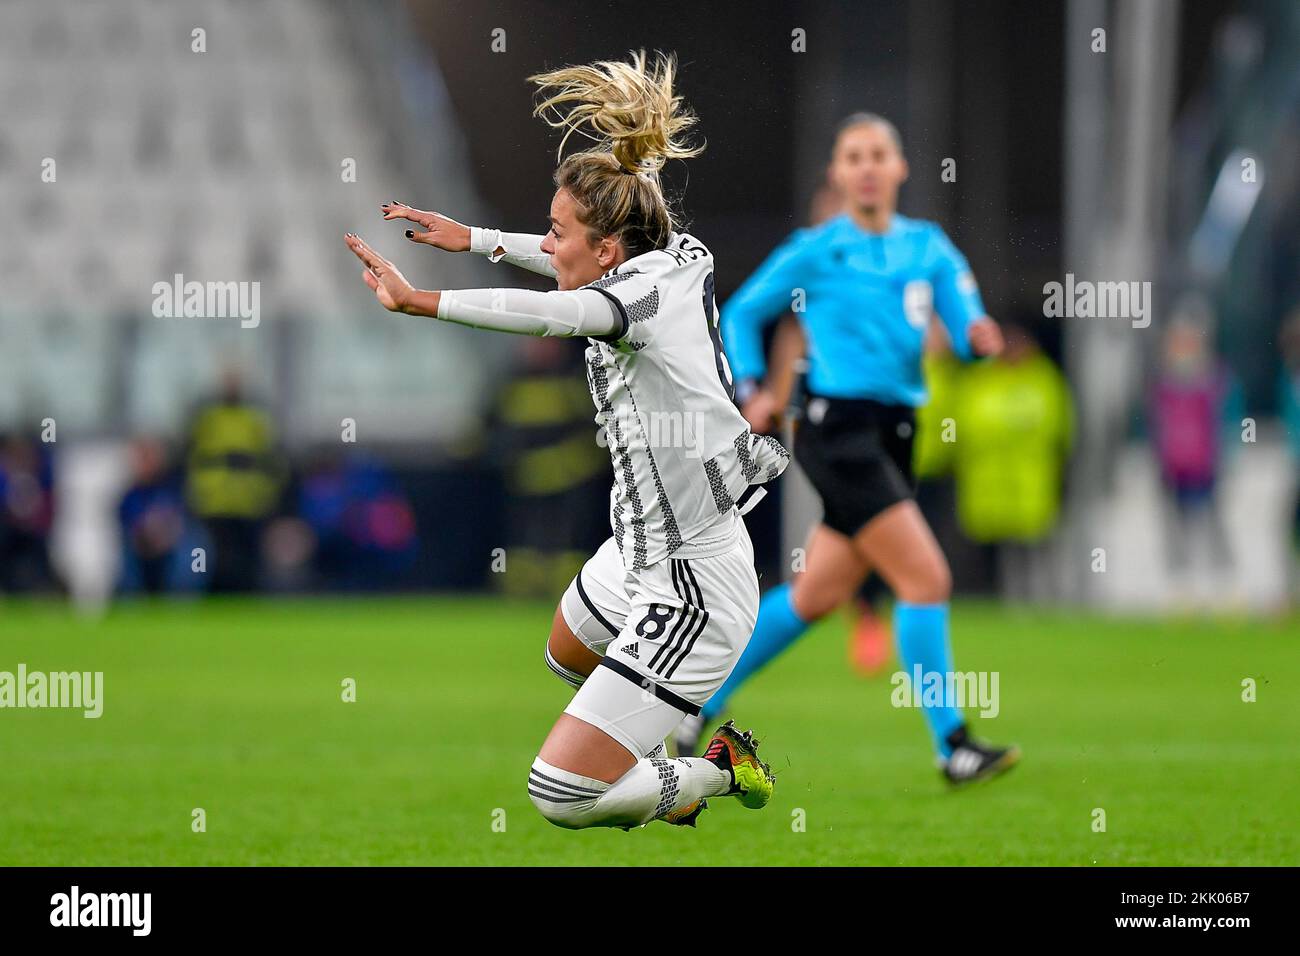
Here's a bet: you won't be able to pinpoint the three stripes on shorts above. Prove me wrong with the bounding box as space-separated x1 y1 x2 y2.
646 559 710 679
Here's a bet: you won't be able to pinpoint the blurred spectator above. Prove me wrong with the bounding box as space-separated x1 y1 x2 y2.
1276 308 1300 597
951 323 1074 599
118 437 207 595
488 337 608 598
913 318 963 482
1147 308 1242 589
183 369 286 592
0 433 57 593
272 451 418 591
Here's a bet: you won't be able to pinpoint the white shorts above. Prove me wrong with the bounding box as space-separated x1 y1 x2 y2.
559 519 760 757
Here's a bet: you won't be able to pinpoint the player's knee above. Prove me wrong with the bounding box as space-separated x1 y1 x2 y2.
790 578 846 623
528 789 586 829
897 559 952 604
527 756 599 829
790 588 829 623
925 558 953 602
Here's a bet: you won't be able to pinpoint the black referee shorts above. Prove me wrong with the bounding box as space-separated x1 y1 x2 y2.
793 394 917 538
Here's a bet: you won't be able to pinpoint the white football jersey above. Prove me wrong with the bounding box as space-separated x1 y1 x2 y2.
581 232 790 571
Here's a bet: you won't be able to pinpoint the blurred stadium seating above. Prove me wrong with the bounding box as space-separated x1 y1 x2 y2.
0 0 1296 611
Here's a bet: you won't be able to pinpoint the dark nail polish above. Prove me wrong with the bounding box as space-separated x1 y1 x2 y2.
405 230 414 239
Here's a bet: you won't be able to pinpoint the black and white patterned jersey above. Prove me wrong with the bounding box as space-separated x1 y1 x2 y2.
580 232 790 571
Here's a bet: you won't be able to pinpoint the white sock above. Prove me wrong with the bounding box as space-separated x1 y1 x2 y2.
528 755 730 829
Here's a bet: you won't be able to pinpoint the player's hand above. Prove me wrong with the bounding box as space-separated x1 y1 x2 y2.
968 317 1005 357
380 201 472 252
345 233 414 313
741 388 782 434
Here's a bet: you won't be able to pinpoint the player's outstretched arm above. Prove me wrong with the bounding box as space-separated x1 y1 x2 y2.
380 202 471 251
380 202 557 278
344 233 618 338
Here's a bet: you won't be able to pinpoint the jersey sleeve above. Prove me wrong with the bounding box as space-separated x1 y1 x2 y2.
720 228 815 384
436 287 620 338
929 227 986 362
579 269 662 345
469 227 558 278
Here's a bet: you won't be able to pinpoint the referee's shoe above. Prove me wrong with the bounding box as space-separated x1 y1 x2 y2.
941 725 1021 785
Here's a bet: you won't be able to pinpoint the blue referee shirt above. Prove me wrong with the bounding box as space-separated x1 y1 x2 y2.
721 213 986 407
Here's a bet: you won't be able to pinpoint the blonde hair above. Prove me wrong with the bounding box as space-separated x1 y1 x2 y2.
529 50 703 257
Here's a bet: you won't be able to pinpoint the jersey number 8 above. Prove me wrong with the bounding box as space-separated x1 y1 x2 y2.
636 603 675 640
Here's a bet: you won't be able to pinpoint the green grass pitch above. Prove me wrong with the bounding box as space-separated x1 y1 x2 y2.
1 597 1296 865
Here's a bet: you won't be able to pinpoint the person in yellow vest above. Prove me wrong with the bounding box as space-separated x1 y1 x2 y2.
950 324 1073 598
488 336 610 598
184 369 286 592
914 319 963 482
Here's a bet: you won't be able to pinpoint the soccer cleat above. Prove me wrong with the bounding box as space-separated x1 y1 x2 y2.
849 599 891 676
662 797 708 827
940 725 1021 785
671 712 708 757
702 720 775 809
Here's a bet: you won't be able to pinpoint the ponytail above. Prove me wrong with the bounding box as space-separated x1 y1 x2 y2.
529 50 703 257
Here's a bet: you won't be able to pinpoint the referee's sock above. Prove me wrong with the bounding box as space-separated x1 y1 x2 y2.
702 582 808 720
893 601 965 758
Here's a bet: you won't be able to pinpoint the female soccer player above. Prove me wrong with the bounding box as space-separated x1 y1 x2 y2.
675 113 1020 784
344 52 788 829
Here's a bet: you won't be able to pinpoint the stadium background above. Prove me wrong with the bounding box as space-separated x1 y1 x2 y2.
1 0 1297 865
